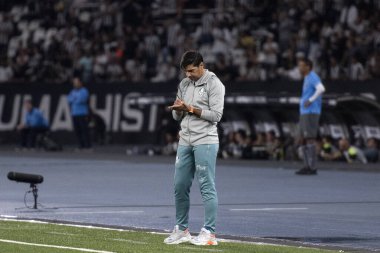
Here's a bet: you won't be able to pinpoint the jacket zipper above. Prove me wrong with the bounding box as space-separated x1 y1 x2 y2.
188 82 196 144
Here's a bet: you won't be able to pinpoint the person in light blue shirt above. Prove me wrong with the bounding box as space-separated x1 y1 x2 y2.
67 77 92 150
17 99 49 148
296 59 326 175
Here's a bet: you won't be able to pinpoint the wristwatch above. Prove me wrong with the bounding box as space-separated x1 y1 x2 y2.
188 105 194 114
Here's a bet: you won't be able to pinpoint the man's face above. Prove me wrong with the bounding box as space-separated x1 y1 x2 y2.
24 102 32 112
73 78 82 88
183 63 204 81
298 61 309 76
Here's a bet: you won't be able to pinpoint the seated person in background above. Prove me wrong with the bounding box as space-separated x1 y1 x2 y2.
265 130 284 160
338 138 367 164
161 132 178 156
363 138 379 163
222 130 250 159
221 132 235 159
251 132 269 160
320 136 343 161
252 132 266 146
17 99 49 149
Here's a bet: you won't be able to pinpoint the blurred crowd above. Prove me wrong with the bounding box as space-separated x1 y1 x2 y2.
0 0 379 84
159 128 379 163
218 129 379 164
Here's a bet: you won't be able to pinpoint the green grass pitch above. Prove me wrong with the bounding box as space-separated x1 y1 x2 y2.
0 220 340 253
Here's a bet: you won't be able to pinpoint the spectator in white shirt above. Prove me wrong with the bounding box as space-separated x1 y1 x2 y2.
329 57 343 80
106 57 124 82
340 2 358 29
262 34 279 79
348 56 366 80
350 16 366 35
262 34 279 66
0 60 13 82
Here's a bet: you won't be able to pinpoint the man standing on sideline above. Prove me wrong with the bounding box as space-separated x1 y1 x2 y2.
296 59 326 175
67 77 92 151
17 99 49 149
164 51 225 246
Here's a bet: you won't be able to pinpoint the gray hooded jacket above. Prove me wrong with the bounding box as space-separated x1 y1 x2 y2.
172 70 225 146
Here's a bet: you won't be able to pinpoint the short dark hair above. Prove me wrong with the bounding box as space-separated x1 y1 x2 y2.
180 51 203 69
301 58 313 69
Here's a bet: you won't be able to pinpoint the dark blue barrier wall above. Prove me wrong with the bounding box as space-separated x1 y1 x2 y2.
0 80 379 144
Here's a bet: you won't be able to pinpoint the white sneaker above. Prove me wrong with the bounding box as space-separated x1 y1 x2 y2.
190 228 218 246
164 225 192 244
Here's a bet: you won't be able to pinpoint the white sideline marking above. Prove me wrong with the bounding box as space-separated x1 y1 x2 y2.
0 215 18 218
53 211 144 215
0 218 130 232
218 238 280 246
180 246 223 252
111 238 147 244
150 231 170 235
0 239 115 253
48 231 78 236
230 207 308 211
0 218 329 251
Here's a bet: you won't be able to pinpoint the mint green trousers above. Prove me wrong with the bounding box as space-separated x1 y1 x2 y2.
174 144 219 233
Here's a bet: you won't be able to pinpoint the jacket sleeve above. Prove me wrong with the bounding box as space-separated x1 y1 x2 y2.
172 81 184 121
172 109 184 121
67 91 74 104
200 78 225 122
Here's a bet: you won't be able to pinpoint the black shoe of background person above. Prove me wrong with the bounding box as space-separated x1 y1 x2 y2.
295 167 318 175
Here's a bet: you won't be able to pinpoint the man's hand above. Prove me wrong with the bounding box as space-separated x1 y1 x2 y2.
168 99 190 112
303 100 312 108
